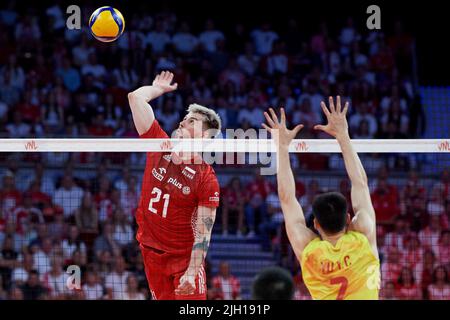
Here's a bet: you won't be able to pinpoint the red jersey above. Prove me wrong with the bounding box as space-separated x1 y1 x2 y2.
136 120 220 254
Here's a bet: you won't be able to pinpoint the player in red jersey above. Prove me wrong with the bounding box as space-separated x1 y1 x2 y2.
127 71 221 300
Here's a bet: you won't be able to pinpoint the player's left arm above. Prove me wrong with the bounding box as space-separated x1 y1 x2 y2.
314 97 378 256
262 108 318 260
175 205 216 295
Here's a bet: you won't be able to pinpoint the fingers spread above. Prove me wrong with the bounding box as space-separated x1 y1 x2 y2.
336 96 341 113
329 96 335 113
343 101 349 115
293 124 304 135
280 108 286 125
264 111 276 127
320 101 331 117
268 108 279 124
314 124 326 131
262 123 272 132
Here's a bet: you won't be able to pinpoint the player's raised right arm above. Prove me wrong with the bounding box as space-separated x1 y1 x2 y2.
314 97 377 252
127 71 178 135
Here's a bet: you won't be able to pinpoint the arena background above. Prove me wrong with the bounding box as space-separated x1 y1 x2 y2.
0 0 449 300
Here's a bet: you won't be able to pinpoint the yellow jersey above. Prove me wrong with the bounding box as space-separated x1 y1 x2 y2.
300 231 380 300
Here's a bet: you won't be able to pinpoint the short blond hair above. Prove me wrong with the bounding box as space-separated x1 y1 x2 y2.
187 103 222 138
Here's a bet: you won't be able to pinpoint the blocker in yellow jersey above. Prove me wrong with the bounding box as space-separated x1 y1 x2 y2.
301 231 380 300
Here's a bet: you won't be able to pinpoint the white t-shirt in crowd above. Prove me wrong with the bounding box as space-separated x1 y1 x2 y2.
171 33 199 53
83 283 104 300
251 29 279 55
146 31 171 53
52 186 84 217
199 30 225 52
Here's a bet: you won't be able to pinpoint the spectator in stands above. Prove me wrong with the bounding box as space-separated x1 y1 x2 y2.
61 225 87 264
436 230 450 266
405 196 428 233
211 261 241 300
250 22 279 56
380 281 398 300
292 98 320 134
251 266 294 300
0 235 18 291
427 266 450 300
0 170 21 215
221 177 246 237
199 19 225 53
385 216 411 250
415 249 437 298
20 270 47 300
245 170 272 238
8 286 24 300
74 192 99 237
259 190 284 252
145 18 171 54
82 270 104 300
30 237 53 277
171 21 199 55
112 207 134 248
371 177 400 226
381 246 403 286
52 174 83 219
93 222 121 261
104 256 130 300
123 274 146 300
419 215 444 250
42 255 69 299
402 234 423 269
237 42 260 76
395 266 422 300
25 162 55 198
348 102 377 137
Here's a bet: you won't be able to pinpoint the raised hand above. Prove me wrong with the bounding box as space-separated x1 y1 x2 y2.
314 96 349 139
152 71 178 94
262 108 304 149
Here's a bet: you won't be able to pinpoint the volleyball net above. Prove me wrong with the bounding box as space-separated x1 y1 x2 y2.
0 138 449 300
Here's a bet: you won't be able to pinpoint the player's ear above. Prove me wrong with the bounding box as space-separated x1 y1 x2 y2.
313 218 319 231
346 213 351 225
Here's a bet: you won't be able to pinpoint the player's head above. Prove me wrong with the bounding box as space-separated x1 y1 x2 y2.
251 266 294 300
312 192 350 236
175 104 221 139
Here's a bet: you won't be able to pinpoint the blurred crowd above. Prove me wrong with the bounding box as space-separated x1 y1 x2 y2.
0 2 424 143
0 2 446 300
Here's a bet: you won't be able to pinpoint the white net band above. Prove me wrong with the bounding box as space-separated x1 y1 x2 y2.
0 139 448 153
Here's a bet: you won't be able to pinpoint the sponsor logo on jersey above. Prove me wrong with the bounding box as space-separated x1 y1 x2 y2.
152 168 164 181
167 177 183 189
182 166 196 179
182 186 191 195
209 191 219 202
163 154 172 162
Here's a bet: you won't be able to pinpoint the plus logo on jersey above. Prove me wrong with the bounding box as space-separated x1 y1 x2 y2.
167 177 183 189
182 167 196 180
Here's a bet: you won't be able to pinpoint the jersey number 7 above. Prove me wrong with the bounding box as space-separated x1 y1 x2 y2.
148 187 170 218
330 276 348 300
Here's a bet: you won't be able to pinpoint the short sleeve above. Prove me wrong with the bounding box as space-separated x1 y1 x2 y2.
198 171 220 208
139 120 169 139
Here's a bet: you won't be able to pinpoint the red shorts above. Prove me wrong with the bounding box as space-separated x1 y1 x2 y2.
140 244 207 300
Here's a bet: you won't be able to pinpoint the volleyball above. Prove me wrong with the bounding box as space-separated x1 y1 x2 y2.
89 6 125 42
